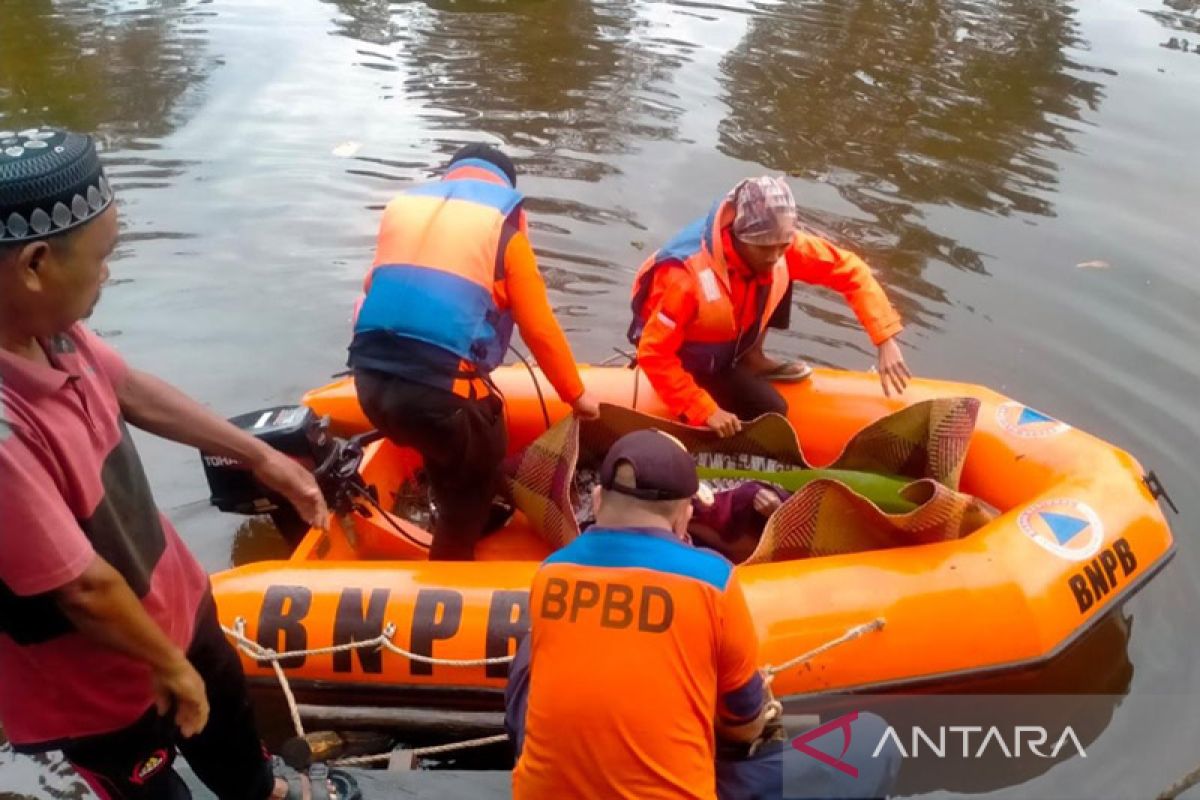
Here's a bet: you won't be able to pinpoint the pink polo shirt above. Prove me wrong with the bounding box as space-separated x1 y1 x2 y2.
0 325 209 750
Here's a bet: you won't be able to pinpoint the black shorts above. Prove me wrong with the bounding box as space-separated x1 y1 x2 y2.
62 595 273 800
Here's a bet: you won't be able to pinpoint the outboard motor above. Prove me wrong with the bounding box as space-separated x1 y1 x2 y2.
200 406 336 548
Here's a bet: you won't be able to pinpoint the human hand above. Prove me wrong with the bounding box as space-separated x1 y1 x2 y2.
570 392 601 420
877 337 912 398
753 488 783 516
760 668 780 720
252 450 328 529
153 654 209 738
706 409 742 438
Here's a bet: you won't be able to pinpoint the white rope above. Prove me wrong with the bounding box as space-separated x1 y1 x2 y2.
327 753 392 767
221 616 517 746
1158 764 1200 800
221 618 515 668
224 615 884 677
762 617 886 678
270 657 306 738
330 734 511 767
410 733 510 757
222 614 885 768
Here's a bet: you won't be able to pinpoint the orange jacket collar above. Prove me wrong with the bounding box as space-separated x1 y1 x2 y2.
700 197 738 292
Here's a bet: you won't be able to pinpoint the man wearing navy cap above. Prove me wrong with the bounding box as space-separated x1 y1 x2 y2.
510 429 771 799
0 128 347 798
505 429 900 799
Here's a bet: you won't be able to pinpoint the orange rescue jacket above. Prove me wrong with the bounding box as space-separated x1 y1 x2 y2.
629 199 902 424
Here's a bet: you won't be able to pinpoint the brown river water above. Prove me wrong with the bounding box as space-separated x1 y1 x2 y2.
2 0 1199 797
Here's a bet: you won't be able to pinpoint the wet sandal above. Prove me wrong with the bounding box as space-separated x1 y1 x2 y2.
760 361 813 382
307 763 361 800
275 758 361 800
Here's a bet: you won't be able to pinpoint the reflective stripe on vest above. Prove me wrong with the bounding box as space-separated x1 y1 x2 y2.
629 199 790 374
355 165 522 373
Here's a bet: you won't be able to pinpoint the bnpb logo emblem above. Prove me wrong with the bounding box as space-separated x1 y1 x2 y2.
996 402 1070 438
1018 499 1104 562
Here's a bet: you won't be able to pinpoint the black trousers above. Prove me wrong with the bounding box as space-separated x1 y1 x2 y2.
62 595 273 800
694 363 788 422
355 369 508 561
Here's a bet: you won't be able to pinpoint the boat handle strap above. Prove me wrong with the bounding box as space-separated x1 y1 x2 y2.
1144 470 1179 515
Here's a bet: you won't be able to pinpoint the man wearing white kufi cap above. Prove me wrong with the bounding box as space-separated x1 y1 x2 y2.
0 128 354 799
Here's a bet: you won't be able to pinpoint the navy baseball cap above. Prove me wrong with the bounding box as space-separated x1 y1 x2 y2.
600 430 700 501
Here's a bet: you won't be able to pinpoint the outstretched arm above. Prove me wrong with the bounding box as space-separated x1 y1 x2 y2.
785 234 910 395
504 232 599 418
117 368 328 527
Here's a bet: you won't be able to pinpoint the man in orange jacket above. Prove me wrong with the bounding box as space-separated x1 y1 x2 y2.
349 144 599 559
629 177 911 437
510 430 771 799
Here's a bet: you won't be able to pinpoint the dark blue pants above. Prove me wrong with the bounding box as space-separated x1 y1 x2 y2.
716 713 900 800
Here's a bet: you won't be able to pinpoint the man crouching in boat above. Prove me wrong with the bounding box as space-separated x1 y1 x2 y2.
628 177 911 437
505 430 900 799
0 129 351 799
348 144 600 560
508 429 768 798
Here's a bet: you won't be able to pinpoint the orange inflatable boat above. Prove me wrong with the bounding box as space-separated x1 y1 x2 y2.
207 366 1175 711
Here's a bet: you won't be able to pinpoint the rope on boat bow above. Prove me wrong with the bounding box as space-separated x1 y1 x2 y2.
327 736 512 766
221 616 518 739
1158 763 1200 800
221 614 885 763
760 618 886 679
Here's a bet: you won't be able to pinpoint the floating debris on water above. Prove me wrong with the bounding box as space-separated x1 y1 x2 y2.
1076 260 1111 269
332 141 362 158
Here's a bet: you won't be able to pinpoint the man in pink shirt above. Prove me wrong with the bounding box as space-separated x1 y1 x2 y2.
0 128 345 799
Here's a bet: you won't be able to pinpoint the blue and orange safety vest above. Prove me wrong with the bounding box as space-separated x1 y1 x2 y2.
628 197 903 424
353 158 523 378
628 198 791 377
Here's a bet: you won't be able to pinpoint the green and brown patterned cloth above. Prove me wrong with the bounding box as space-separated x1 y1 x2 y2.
504 398 995 562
